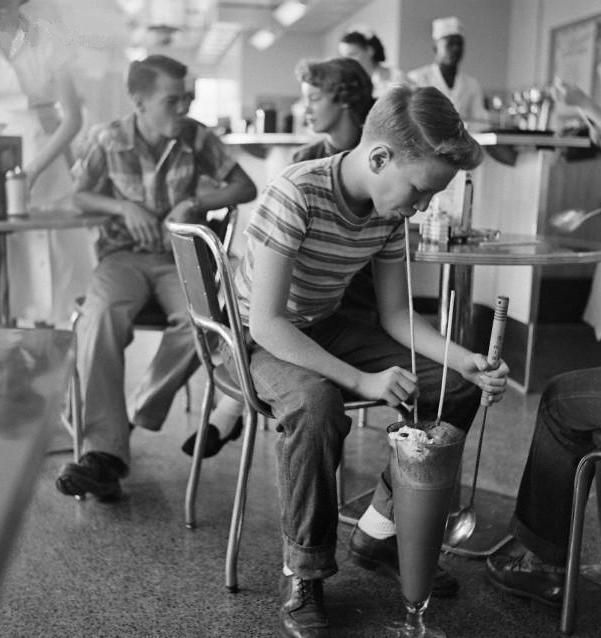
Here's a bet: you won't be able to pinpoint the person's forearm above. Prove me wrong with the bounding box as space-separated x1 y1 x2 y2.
194 181 256 212
28 110 82 177
381 309 472 375
73 191 125 216
250 317 362 392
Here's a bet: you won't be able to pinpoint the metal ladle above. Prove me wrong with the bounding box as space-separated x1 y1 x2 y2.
444 296 509 547
550 207 601 233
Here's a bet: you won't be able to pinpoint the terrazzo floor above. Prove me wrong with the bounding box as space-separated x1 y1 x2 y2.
1 330 600 638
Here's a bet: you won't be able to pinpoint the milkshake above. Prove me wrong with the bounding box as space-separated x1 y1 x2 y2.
388 420 466 637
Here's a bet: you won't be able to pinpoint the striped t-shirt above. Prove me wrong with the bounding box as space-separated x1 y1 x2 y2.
235 153 405 328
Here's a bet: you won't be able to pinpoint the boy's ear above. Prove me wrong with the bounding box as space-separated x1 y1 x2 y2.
132 93 145 112
368 145 392 174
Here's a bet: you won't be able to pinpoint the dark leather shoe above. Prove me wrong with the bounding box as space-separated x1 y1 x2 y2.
348 525 459 598
56 451 127 501
278 575 329 638
486 551 564 608
181 417 243 458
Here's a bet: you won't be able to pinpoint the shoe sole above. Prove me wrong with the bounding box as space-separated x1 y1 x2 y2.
485 571 561 608
56 468 122 501
348 548 459 598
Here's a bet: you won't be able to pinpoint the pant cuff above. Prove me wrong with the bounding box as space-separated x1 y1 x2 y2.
510 514 566 566
283 534 338 580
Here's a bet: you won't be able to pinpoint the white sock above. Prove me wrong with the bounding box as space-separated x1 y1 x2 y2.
282 564 294 576
357 505 396 539
210 395 244 438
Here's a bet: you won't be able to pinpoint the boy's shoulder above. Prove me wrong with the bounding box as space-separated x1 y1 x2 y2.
278 153 338 190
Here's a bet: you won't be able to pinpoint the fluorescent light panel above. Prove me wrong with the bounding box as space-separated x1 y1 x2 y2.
249 28 276 50
273 0 307 27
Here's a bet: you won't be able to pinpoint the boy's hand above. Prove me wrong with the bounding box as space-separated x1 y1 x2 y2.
461 353 509 405
119 201 162 251
355 367 418 408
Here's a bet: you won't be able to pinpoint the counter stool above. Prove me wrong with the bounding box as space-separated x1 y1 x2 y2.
560 445 601 635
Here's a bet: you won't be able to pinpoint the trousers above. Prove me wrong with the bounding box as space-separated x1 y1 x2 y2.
511 367 601 565
77 250 198 466
246 310 480 579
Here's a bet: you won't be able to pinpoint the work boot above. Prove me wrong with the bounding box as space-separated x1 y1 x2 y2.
278 574 329 638
56 451 127 501
486 550 564 608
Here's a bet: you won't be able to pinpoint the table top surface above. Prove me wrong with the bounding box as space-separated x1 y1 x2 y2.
413 232 601 266
0 328 73 583
0 209 109 232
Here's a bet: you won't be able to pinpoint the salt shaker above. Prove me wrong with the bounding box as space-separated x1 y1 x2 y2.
5 166 28 216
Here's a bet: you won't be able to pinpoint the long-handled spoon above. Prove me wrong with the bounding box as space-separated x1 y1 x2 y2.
444 295 509 546
550 207 601 233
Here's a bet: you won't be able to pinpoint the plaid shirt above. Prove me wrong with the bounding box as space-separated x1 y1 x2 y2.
72 113 236 259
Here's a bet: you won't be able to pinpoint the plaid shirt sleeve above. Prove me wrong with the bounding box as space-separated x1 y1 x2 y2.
72 136 109 195
193 128 237 182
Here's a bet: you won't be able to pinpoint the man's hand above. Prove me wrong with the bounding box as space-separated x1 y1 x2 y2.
165 198 200 224
460 353 509 406
355 367 418 408
119 201 162 251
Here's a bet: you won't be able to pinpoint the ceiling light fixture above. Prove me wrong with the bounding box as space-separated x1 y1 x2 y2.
249 28 277 50
273 0 307 27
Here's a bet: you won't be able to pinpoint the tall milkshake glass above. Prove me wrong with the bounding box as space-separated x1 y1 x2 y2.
388 421 466 638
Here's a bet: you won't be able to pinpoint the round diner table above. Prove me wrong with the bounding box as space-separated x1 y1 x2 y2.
412 230 601 349
412 229 601 557
0 209 109 326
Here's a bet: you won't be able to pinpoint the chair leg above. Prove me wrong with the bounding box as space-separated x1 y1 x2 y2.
358 407 367 428
70 366 82 462
560 454 598 635
225 409 258 592
185 376 214 528
184 381 191 413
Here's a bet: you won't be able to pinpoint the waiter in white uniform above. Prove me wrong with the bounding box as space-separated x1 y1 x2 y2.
408 16 489 131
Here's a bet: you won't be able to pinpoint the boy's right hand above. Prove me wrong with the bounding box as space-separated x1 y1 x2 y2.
119 201 162 251
356 367 418 408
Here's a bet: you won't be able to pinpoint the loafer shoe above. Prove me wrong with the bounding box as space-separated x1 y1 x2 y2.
278 574 329 638
486 551 564 608
348 525 459 598
181 417 243 458
56 451 127 501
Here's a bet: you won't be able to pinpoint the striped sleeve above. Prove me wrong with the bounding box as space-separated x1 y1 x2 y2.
374 220 406 261
245 176 308 259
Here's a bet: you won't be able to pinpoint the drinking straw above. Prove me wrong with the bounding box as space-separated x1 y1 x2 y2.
436 290 455 426
404 217 418 424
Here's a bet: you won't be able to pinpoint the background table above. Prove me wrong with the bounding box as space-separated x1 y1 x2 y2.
412 230 601 556
0 328 74 591
0 210 108 325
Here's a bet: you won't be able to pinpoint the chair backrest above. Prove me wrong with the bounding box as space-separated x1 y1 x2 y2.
167 220 268 416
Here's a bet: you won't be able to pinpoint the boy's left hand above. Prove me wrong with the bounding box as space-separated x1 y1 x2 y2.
461 353 509 405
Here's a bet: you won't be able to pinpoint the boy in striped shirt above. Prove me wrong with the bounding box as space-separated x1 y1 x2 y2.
234 85 509 638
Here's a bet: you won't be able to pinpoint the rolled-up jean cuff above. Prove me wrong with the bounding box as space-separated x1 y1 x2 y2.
370 471 395 522
283 534 338 580
509 514 566 566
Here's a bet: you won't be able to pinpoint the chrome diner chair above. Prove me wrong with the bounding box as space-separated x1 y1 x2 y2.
167 221 382 592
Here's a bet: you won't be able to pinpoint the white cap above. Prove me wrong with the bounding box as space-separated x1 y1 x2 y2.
432 16 464 40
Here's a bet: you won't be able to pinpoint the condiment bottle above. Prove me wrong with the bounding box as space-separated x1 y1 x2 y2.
5 166 27 216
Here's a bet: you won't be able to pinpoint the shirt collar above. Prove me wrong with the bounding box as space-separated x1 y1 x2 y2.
114 113 196 154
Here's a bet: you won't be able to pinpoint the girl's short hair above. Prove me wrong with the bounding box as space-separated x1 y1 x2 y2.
363 85 483 170
295 57 374 125
339 27 386 64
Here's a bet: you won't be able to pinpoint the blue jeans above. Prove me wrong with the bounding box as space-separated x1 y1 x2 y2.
246 310 481 580
511 367 601 565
